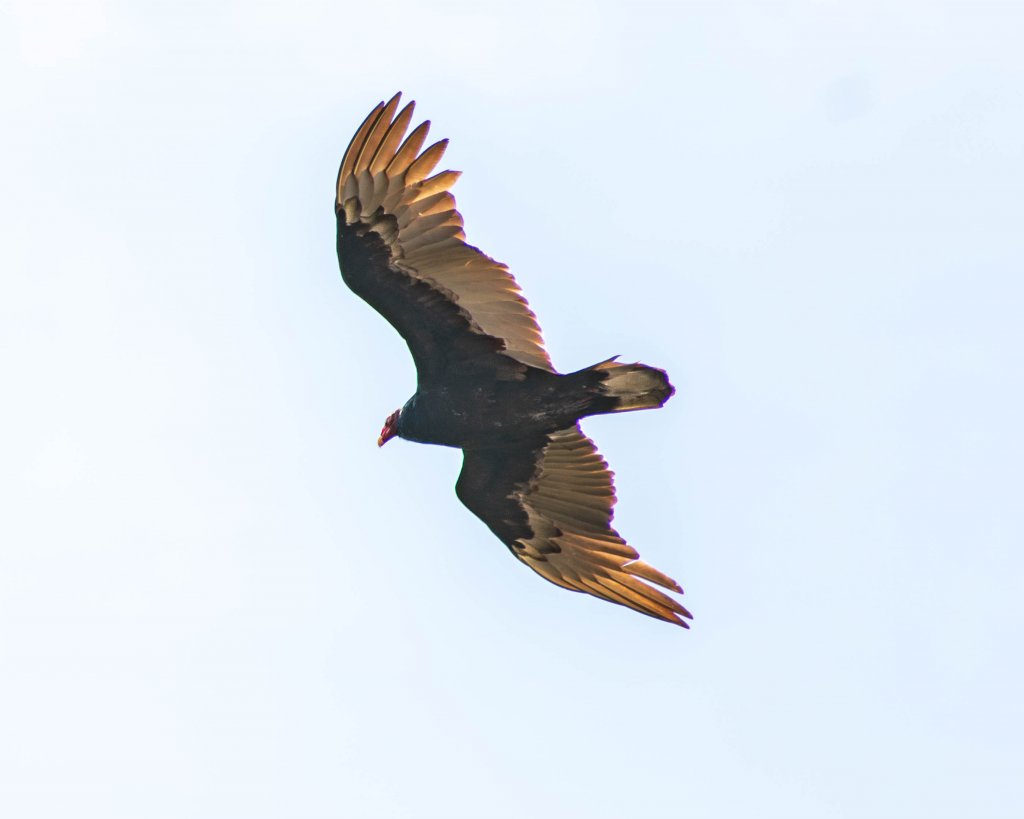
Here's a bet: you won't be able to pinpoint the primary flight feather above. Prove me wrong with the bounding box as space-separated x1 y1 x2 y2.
335 93 692 627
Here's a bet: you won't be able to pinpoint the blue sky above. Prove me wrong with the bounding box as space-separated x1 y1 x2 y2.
2 1 1022 817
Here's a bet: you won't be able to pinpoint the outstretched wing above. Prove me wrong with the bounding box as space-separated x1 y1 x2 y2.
336 93 553 385
456 425 692 627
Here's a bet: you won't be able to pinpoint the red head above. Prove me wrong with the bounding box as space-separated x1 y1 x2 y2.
378 409 401 447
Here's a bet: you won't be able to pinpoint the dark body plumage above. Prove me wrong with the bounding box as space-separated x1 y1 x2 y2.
338 217 619 446
335 94 692 627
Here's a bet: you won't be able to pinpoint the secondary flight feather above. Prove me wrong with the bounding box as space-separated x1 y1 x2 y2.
335 93 692 627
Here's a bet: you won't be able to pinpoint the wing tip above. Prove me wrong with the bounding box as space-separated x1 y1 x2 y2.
337 92 411 205
663 603 694 628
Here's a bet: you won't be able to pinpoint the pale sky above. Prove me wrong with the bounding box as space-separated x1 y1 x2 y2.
2 1 1022 817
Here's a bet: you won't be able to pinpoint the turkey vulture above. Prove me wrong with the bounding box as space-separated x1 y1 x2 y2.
335 94 692 627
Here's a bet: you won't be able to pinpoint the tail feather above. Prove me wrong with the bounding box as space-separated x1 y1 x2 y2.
591 357 674 412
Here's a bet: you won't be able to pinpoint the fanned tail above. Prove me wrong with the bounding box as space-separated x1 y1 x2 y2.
590 357 674 412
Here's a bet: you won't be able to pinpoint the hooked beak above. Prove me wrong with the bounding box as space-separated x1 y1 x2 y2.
378 410 400 447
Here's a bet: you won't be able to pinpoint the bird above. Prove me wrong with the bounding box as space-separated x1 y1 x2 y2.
335 93 692 627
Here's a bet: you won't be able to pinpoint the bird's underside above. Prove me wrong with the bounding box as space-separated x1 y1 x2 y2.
335 93 693 627
457 426 692 627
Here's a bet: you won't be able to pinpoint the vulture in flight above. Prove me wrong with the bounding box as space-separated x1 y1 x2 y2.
336 94 692 627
